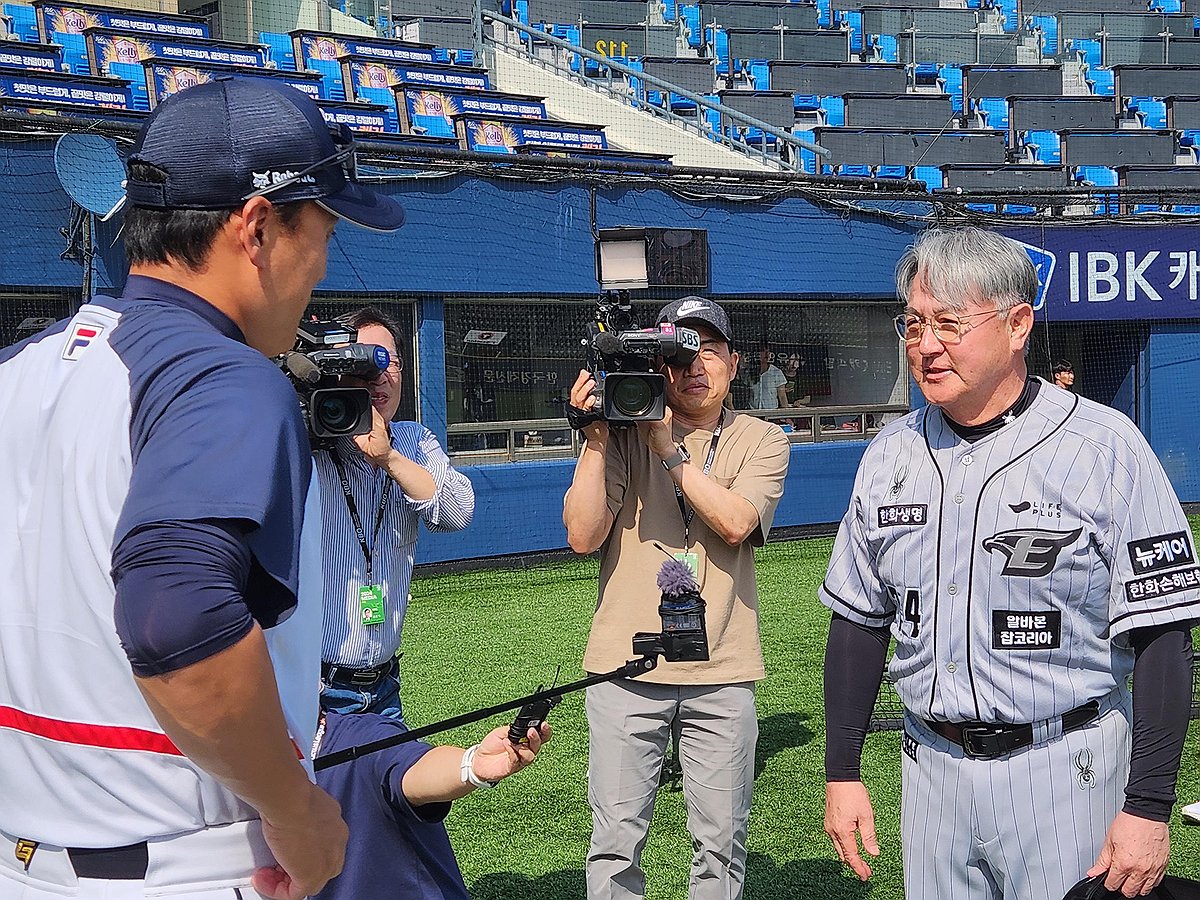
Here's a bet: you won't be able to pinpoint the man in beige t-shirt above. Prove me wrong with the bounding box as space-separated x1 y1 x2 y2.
564 297 789 900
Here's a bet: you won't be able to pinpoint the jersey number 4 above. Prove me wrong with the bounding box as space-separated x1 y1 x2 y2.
903 589 920 638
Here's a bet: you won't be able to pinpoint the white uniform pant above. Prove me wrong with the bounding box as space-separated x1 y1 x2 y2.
900 693 1131 900
585 678 758 900
0 820 272 899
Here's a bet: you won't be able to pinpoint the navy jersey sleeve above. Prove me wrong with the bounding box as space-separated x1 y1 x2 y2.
112 320 310 605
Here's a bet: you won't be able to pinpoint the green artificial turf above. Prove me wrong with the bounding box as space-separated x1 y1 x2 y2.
401 527 1200 900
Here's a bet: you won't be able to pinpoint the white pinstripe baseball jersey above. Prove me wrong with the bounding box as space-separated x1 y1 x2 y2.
821 380 1200 724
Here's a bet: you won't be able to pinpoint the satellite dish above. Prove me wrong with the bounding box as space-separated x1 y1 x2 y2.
54 133 127 222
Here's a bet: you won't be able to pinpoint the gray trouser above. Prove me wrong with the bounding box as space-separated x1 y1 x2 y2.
901 693 1131 900
585 678 758 900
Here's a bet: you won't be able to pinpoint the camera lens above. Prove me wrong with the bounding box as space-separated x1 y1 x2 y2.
315 393 359 434
612 376 655 418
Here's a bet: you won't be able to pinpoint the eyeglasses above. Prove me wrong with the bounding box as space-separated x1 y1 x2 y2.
241 124 357 201
894 308 1003 345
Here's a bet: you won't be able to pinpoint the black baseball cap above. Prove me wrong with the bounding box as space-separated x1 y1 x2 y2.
657 296 734 345
125 77 405 231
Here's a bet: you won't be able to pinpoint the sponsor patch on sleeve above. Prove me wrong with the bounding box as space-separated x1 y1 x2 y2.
991 610 1061 650
1125 566 1200 603
878 505 927 528
1126 531 1195 574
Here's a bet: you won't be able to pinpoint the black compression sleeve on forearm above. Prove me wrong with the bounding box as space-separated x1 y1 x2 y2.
1124 623 1194 822
825 612 891 781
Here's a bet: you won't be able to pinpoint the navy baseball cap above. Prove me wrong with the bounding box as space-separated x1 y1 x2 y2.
125 77 405 231
657 296 734 345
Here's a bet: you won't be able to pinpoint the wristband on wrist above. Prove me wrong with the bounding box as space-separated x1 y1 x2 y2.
662 444 690 471
459 744 498 789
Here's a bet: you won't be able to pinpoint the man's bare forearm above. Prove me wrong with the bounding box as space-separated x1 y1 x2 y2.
564 439 613 553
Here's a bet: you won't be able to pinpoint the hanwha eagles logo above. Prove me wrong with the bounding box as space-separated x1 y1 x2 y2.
982 527 1082 577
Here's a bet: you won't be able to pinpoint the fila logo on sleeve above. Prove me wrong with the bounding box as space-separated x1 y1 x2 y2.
982 527 1082 577
62 323 105 361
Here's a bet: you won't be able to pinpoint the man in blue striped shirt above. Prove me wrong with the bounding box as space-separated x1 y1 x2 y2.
315 306 474 720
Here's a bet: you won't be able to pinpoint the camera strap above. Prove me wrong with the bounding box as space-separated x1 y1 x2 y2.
674 422 722 549
330 449 392 584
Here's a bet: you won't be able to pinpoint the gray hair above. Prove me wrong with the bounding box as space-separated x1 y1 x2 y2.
896 227 1038 314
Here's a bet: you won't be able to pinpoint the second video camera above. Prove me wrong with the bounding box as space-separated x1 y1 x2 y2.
279 319 389 450
581 296 700 424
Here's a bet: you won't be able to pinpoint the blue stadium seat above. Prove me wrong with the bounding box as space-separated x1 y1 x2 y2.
1133 203 1163 214
914 165 942 191
876 165 906 179
1127 97 1167 129
680 4 702 49
750 61 770 90
51 31 90 75
994 0 1018 31
794 128 819 174
1069 39 1101 69
259 31 296 70
938 65 964 114
838 164 872 177
305 57 343 100
871 33 898 63
1087 66 1115 96
913 62 940 87
1024 130 1060 164
711 27 729 77
975 97 1009 130
793 93 821 113
354 84 401 133
814 0 831 27
4 3 37 42
819 95 844 126
663 0 676 22
107 61 149 111
837 10 863 54
1152 0 1182 12
513 0 528 22
1076 166 1118 214
1029 15 1057 56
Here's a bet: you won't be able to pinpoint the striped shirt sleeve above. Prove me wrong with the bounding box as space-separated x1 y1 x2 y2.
391 422 474 533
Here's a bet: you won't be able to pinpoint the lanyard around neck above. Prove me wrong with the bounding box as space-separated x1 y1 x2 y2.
330 449 392 583
674 421 723 549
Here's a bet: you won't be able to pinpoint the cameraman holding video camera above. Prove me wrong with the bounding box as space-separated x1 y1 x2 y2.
313 305 474 722
563 296 790 900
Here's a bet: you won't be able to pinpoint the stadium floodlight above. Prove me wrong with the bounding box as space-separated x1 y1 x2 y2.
597 228 649 291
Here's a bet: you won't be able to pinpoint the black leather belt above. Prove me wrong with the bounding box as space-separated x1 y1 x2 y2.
925 699 1101 760
67 842 148 880
321 657 397 686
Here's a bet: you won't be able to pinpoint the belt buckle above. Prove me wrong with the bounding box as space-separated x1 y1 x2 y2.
959 724 1007 759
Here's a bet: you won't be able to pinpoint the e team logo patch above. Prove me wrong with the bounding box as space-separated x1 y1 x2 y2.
62 322 104 360
982 527 1081 576
1127 531 1194 573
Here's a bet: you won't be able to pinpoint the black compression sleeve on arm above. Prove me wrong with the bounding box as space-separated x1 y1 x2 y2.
112 519 256 677
1124 623 1194 822
825 612 891 781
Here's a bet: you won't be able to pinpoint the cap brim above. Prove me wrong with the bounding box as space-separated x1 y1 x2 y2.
317 181 405 232
674 315 733 343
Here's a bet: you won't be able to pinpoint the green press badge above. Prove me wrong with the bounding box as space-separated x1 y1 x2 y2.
359 584 385 626
674 552 699 578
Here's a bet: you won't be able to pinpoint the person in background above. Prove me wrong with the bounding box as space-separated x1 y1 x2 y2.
1052 359 1075 391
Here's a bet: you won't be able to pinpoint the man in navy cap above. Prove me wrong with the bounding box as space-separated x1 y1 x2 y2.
0 78 404 900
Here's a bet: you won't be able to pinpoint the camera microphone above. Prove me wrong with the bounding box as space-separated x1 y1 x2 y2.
658 557 699 599
631 558 710 662
591 331 625 358
283 351 321 386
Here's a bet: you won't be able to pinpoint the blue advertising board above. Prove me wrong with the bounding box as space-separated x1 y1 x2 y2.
143 60 323 106
1002 225 1200 321
397 86 544 137
35 0 207 42
86 28 266 76
316 99 392 133
343 58 489 95
291 31 435 68
0 66 127 109
456 116 608 153
0 43 62 72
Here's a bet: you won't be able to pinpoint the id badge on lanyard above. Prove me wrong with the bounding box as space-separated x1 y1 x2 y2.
332 450 392 627
673 422 722 560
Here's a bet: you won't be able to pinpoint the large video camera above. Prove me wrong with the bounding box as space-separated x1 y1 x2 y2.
579 294 701 424
278 319 389 450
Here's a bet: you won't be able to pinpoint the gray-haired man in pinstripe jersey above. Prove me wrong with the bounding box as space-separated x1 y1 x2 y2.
315 306 474 721
821 228 1197 900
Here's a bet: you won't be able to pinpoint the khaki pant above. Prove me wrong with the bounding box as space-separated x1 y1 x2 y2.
586 678 758 900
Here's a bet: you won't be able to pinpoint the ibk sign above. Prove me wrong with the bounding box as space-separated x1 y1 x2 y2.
1000 226 1200 321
